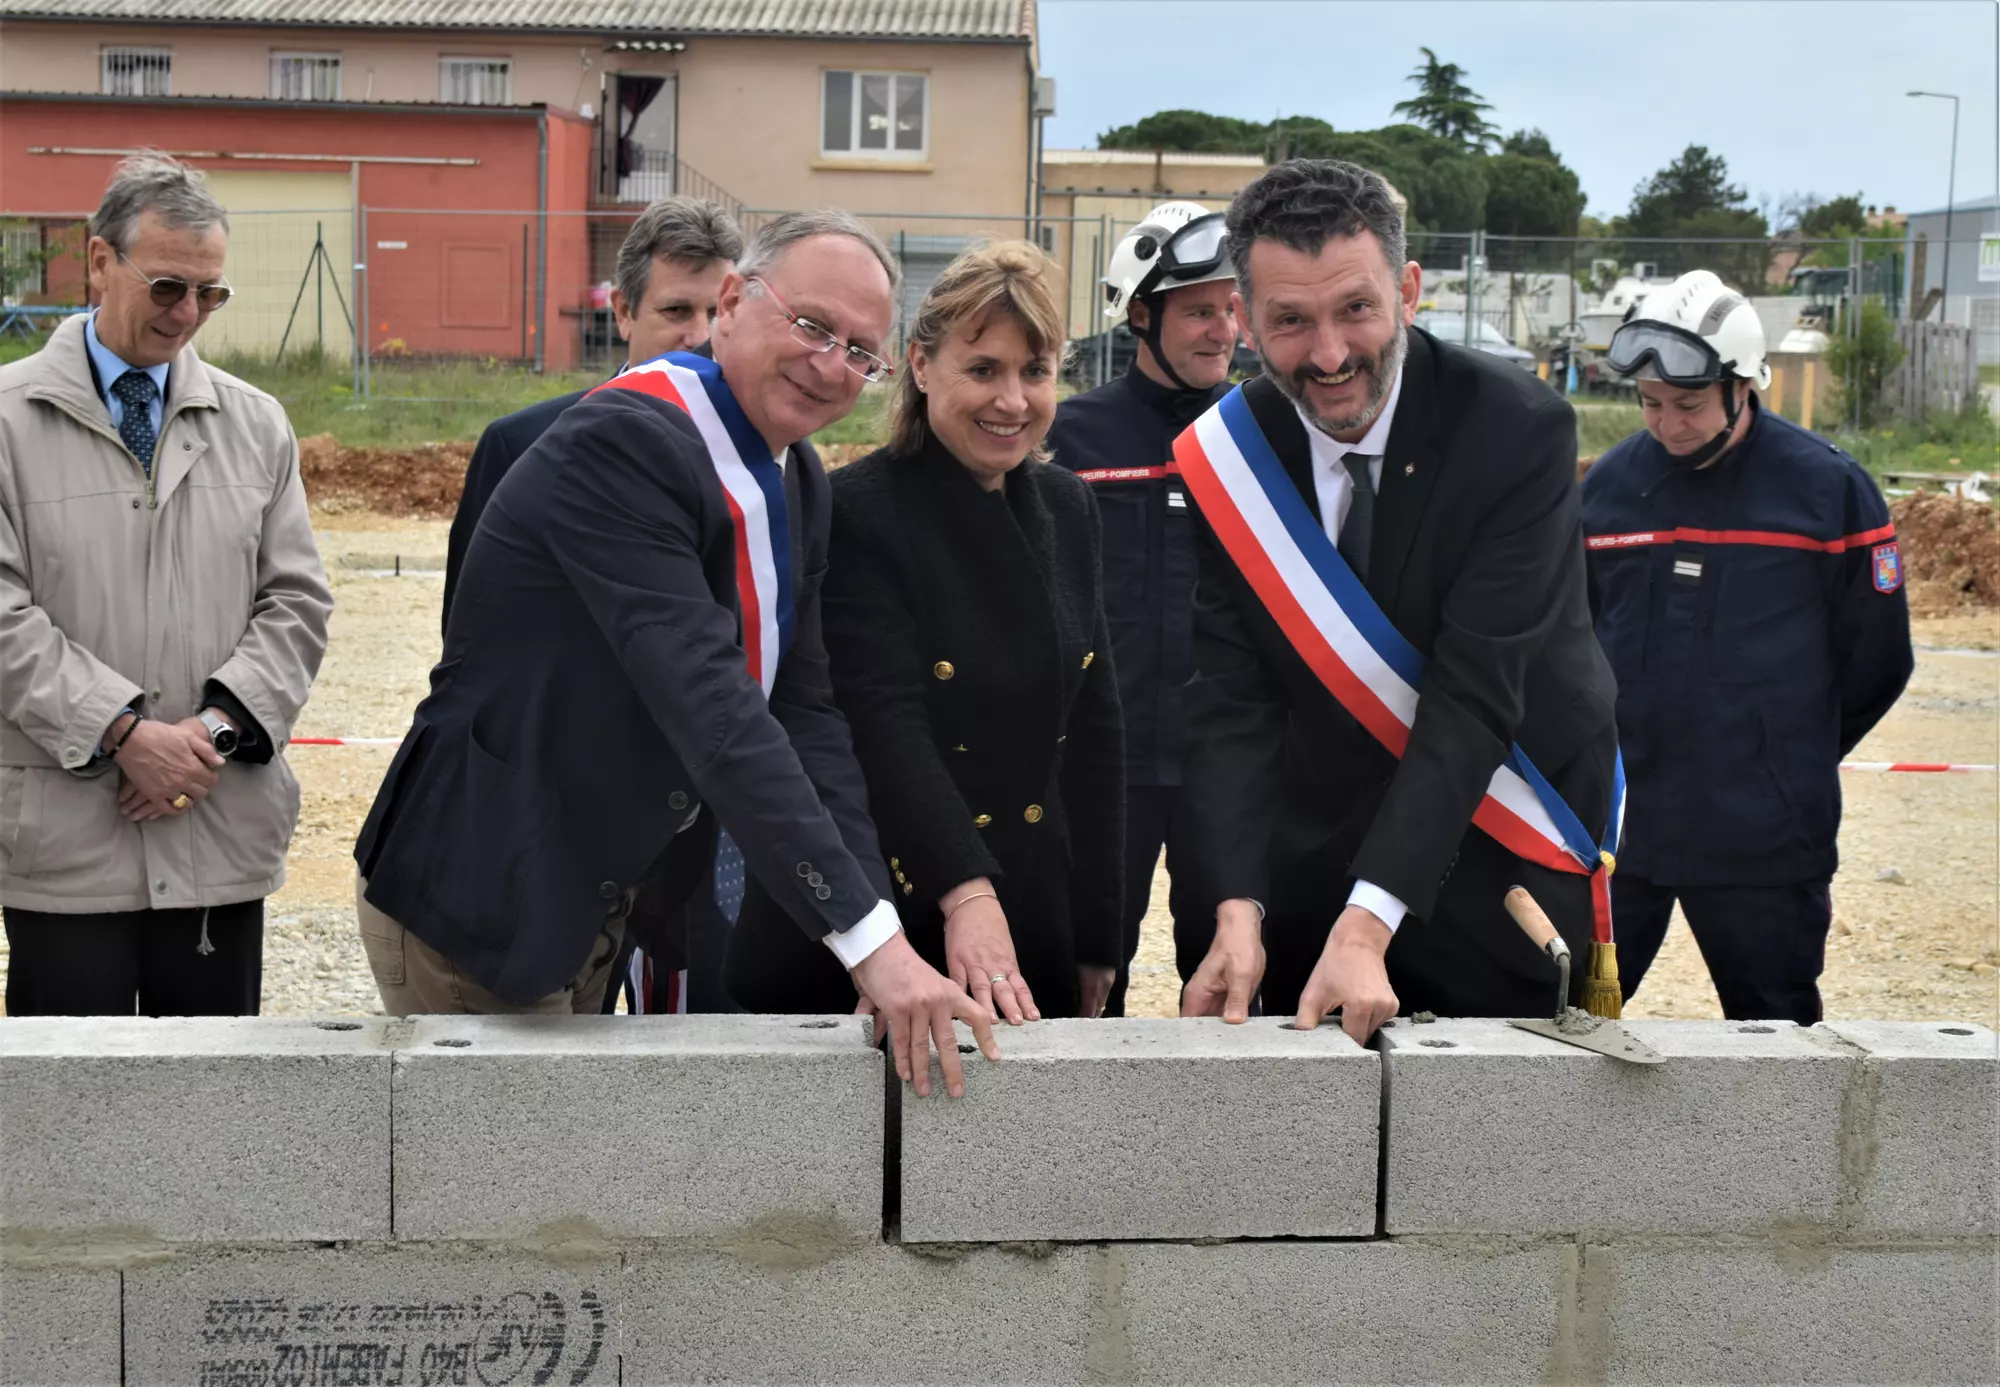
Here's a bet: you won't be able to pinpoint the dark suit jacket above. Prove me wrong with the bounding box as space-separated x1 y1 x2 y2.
355 381 892 1003
1181 328 1617 928
725 438 1125 1016
444 388 589 637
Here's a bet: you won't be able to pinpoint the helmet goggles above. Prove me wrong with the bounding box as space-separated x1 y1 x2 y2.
1606 319 1726 387
1156 213 1228 284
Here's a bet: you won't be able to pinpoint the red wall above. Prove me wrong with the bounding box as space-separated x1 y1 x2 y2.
1 98 596 368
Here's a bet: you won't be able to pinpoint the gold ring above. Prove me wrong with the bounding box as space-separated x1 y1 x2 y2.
171 793 191 810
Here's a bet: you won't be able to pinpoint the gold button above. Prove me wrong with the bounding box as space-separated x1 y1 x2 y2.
952 744 968 752
889 857 899 870
1081 651 1094 668
894 870 906 884
973 814 993 828
933 661 955 680
1023 804 1043 824
902 882 914 895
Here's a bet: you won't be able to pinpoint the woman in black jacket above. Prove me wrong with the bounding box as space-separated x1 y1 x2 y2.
727 241 1124 1021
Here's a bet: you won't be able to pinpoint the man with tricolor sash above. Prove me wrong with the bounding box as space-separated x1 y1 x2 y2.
354 210 999 1096
1173 160 1620 1041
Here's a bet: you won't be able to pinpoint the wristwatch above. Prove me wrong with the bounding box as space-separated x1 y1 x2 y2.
198 708 240 759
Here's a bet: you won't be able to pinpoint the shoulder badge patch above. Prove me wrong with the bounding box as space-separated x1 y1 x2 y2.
1871 541 1904 594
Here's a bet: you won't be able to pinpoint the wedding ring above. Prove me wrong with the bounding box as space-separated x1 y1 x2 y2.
170 793 192 810
988 972 1009 985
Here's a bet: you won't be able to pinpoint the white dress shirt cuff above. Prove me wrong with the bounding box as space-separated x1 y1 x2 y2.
1346 880 1409 934
822 899 902 968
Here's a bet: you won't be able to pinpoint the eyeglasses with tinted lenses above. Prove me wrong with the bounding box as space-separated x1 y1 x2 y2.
749 277 893 382
1606 320 1721 385
118 252 233 312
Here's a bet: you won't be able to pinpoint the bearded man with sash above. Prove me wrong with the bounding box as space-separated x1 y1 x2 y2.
1174 160 1620 1042
354 210 998 1097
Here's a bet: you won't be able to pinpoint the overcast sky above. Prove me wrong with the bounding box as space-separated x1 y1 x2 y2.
1038 0 1998 226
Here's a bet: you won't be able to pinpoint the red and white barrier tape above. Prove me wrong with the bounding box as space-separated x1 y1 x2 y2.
288 737 1994 773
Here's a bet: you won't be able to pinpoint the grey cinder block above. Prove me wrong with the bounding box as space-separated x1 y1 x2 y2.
1112 1240 1570 1385
122 1245 619 1387
393 1014 882 1241
0 1017 391 1242
0 1265 121 1387
621 1239 1098 1384
1382 1018 1853 1234
1820 1020 2000 1238
1587 1242 2000 1385
898 1018 1379 1243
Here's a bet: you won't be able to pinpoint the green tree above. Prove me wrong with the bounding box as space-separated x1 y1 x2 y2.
1484 152 1586 236
1617 146 1770 288
1624 145 1753 238
1825 298 1906 429
1097 109 1266 153
1500 128 1558 160
0 220 56 302
1392 47 1499 150
1798 194 1867 239
1413 155 1490 233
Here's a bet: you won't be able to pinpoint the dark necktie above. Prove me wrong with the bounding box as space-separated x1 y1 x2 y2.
713 832 746 924
111 370 159 476
1339 453 1376 580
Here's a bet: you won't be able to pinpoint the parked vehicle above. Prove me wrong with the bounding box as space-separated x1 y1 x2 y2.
1413 311 1537 369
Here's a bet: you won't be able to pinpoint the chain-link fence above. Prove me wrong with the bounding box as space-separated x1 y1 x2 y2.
4 205 1993 425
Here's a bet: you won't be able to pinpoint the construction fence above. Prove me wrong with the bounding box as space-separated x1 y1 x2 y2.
5 208 1995 419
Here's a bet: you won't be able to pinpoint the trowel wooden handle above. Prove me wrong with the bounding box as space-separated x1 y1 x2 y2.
1505 887 1567 956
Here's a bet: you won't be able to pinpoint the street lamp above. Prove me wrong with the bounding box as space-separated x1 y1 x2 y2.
1907 90 1959 323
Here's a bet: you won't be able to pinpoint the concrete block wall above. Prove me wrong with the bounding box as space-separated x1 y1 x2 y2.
2 1015 1994 1385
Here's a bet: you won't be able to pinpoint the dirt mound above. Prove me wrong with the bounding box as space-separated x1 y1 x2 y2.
1892 491 2000 615
298 434 472 520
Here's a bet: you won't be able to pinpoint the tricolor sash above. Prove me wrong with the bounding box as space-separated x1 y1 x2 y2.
593 351 795 694
1173 387 1625 942
590 353 793 1012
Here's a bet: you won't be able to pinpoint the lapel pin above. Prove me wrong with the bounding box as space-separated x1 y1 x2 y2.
1404 463 1415 476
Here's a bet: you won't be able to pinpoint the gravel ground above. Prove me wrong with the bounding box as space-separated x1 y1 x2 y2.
5 510 1993 1030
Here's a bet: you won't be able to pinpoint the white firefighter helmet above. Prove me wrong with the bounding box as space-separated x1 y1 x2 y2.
1101 201 1233 328
1611 269 1772 390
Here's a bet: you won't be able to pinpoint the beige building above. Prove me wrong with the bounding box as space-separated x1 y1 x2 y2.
1038 147 1268 341
0 0 1047 224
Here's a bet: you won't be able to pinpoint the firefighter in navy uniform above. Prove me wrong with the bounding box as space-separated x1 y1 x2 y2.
1582 270 1913 1025
1047 203 1239 1015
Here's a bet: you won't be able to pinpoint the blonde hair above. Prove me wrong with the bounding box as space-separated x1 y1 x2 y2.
888 239 1070 461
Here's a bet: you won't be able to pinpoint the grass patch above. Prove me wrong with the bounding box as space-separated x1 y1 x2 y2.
811 386 891 450
223 349 600 448
1573 402 1645 458
1830 403 2000 477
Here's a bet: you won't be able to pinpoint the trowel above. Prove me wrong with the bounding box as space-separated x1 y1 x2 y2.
1503 887 1664 1065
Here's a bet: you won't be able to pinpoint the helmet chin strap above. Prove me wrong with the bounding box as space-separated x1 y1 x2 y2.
1672 382 1745 468
1133 296 1199 393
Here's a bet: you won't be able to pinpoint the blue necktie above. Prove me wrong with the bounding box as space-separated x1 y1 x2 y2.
714 832 746 924
111 370 158 477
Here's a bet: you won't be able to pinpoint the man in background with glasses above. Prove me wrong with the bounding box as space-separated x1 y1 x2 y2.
355 210 1000 1099
0 153 332 1016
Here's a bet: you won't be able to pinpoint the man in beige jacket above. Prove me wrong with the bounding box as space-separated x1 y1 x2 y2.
0 154 332 1015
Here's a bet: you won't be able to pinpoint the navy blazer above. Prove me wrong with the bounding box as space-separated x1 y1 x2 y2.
443 388 588 637
1180 328 1618 924
355 382 892 1002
